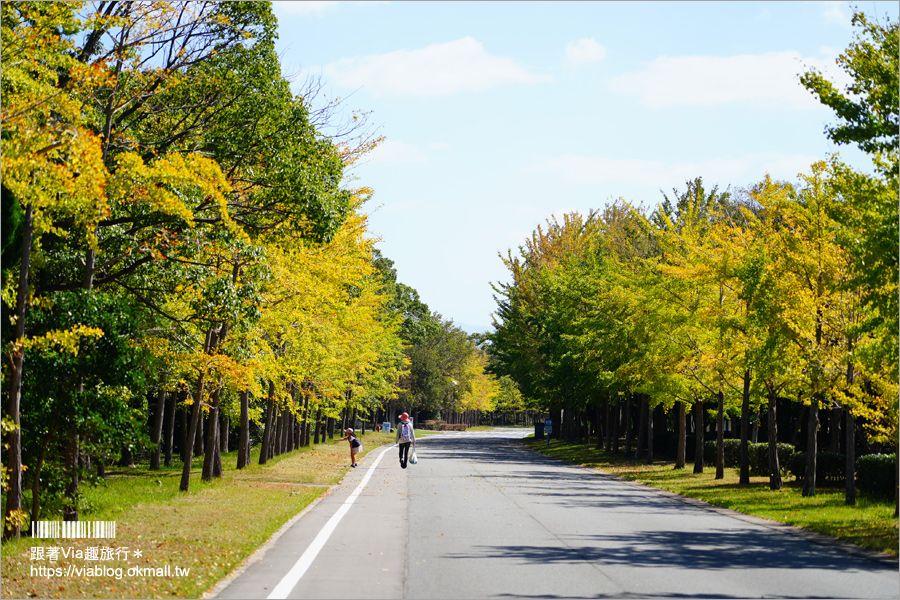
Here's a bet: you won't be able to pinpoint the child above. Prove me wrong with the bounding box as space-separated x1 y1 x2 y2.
337 428 362 467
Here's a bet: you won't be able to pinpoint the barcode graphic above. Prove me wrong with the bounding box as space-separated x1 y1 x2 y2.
31 521 116 539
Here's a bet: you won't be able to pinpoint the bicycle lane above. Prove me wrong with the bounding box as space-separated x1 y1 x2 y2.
210 444 409 600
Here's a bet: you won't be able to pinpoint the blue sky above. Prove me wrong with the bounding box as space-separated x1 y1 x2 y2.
271 1 898 332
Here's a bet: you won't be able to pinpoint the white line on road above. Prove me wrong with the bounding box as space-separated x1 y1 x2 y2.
266 445 393 600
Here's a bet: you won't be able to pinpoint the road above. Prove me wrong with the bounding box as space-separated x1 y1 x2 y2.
212 429 899 600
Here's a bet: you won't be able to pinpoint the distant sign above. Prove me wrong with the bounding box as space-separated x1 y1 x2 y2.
382 422 391 433
544 419 552 433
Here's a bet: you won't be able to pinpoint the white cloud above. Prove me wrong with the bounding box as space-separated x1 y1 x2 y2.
565 38 607 65
608 51 850 110
535 152 821 189
822 1 851 28
366 140 427 163
322 37 549 97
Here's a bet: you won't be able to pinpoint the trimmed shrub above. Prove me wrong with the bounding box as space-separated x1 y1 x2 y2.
748 442 795 477
438 423 468 431
789 451 845 485
856 453 897 499
704 439 741 467
420 420 445 431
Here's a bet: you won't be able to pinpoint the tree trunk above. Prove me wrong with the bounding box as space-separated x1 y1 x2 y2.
164 389 177 467
195 413 204 457
180 371 206 492
844 351 856 505
802 395 819 497
675 402 686 469
604 394 612 452
220 415 229 454
201 383 222 481
830 405 842 453
595 402 604 450
845 410 856 505
118 443 135 468
313 408 322 444
624 394 633 457
150 385 167 470
301 394 310 447
237 390 251 469
63 429 79 521
646 402 655 462
693 401 704 474
613 395 621 453
3 202 33 539
739 369 751 485
716 388 725 480
635 397 646 459
30 438 51 528
767 384 783 490
752 411 759 444
259 381 276 465
181 402 190 464
274 407 283 456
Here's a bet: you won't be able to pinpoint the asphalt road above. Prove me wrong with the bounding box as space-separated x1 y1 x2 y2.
212 429 899 600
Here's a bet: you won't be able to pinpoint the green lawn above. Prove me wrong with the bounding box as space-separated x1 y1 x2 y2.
523 436 898 556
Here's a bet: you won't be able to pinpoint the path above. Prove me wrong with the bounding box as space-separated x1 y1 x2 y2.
212 429 898 599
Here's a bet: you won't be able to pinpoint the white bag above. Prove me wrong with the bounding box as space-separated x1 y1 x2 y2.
409 450 418 465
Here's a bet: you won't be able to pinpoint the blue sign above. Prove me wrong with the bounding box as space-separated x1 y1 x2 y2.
544 419 552 433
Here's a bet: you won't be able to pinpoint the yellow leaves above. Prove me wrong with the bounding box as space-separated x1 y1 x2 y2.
109 152 238 236
18 325 104 356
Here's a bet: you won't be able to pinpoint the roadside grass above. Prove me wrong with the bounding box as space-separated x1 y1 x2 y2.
523 437 899 557
1 431 397 599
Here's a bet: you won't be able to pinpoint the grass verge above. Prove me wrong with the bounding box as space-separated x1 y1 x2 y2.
523 436 898 557
1 431 397 599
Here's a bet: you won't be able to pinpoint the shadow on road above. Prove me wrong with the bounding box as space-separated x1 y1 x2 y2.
444 527 892 574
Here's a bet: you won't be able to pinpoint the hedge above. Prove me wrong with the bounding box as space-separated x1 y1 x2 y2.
704 439 742 467
438 423 468 431
857 453 897 499
788 451 845 485
748 442 795 477
703 440 794 476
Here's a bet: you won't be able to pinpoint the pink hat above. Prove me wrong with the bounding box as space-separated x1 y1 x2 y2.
399 412 409 421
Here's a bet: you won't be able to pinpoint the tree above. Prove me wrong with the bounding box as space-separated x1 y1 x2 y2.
2 1 110 537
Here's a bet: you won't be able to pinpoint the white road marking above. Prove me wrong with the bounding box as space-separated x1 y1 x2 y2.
266 445 393 599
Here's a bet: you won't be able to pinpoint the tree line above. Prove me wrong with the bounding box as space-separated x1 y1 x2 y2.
487 11 898 506
0 1 518 539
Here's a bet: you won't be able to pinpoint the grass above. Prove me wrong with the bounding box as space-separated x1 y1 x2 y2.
1 430 398 599
523 436 899 557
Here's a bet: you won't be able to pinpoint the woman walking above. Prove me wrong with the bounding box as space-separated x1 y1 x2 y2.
395 413 416 468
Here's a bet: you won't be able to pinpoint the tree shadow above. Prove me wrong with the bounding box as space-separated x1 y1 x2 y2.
444 529 893 574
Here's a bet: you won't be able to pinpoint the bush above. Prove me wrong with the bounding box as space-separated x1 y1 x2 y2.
789 451 845 485
704 439 741 467
437 423 467 431
856 453 897 499
748 442 795 477
420 420 445 431
703 440 794 476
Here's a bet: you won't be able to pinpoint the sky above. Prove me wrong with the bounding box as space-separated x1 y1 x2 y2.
270 1 898 333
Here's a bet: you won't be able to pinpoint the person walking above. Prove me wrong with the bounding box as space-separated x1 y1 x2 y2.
337 428 362 467
395 413 416 468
